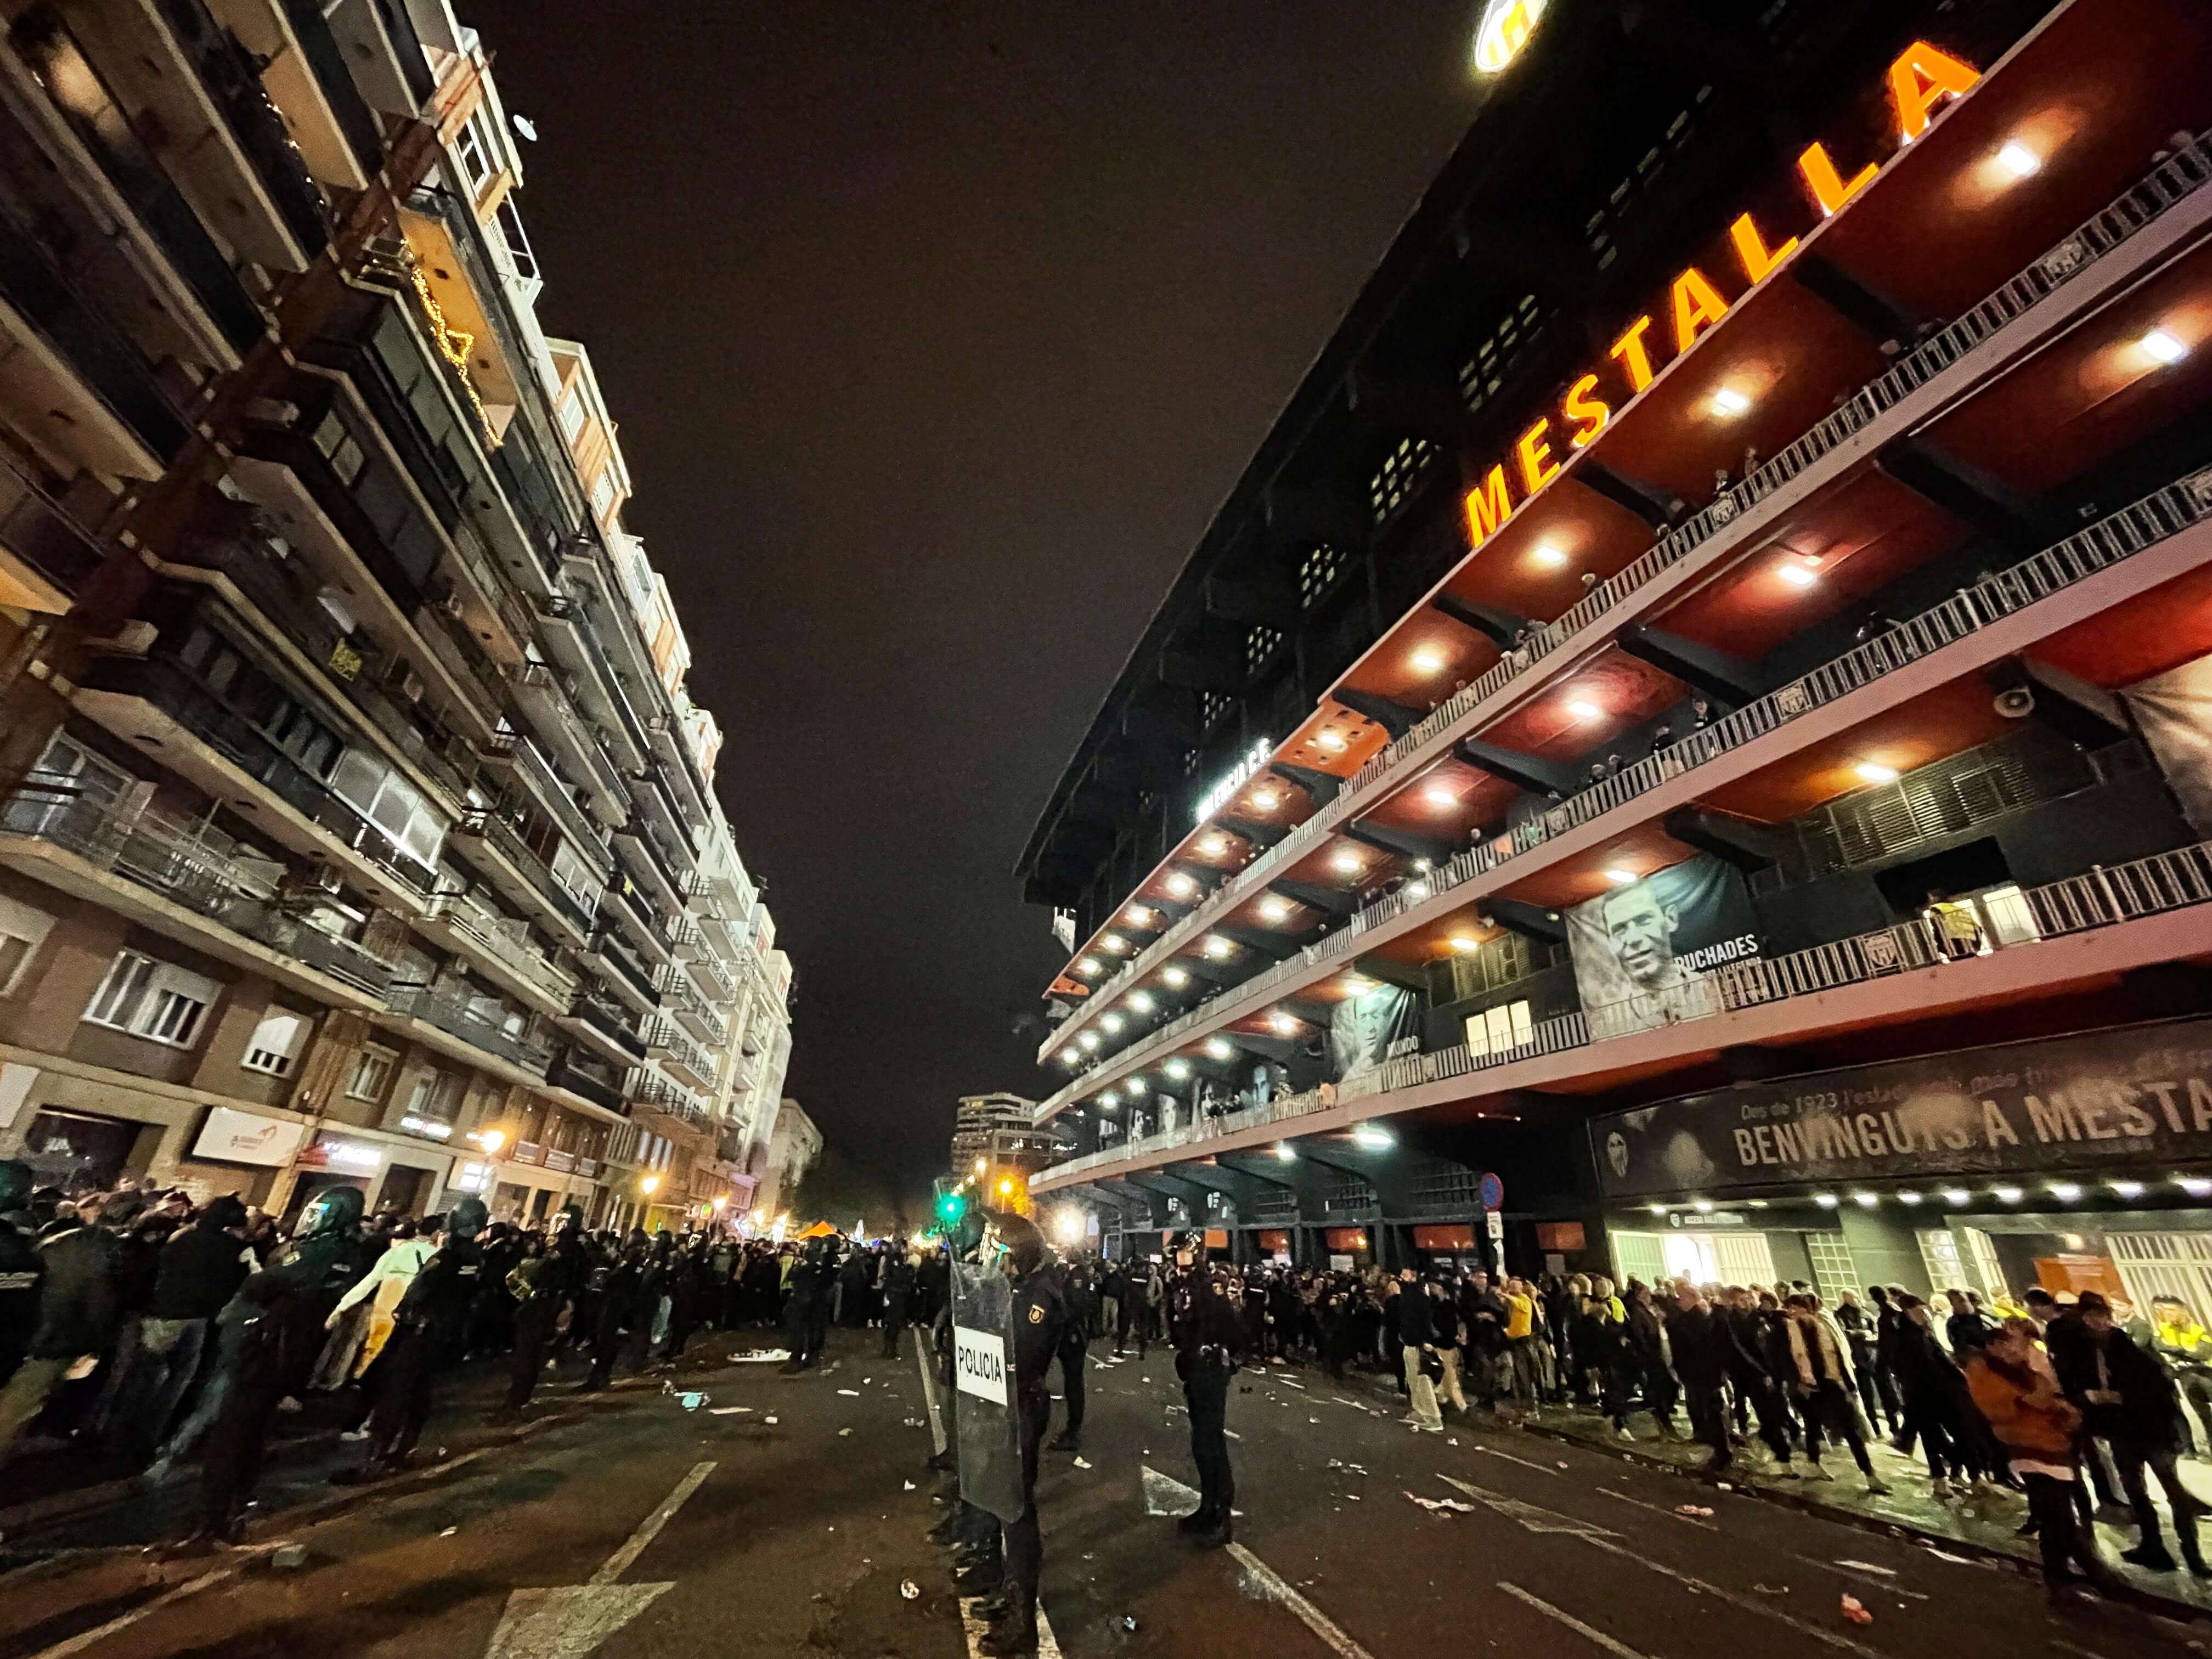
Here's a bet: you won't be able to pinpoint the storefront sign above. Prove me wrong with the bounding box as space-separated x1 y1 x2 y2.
1534 1221 1585 1252
1461 42 1980 554
295 1134 382 1174
1472 0 1546 75
1590 1017 2212 1199
1194 736 1273 825
189 1107 306 1168
1667 1210 1748 1228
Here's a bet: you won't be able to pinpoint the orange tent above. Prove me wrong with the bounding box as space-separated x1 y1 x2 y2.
794 1221 838 1240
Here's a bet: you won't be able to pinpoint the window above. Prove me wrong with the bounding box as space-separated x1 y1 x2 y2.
452 107 496 194
311 409 366 487
556 386 584 443
331 749 448 870
242 1011 309 1076
348 1044 398 1101
548 837 604 913
1805 1232 1860 1306
83 950 222 1048
1918 1228 1971 1297
1464 999 1533 1058
399 1067 462 1124
588 473 616 521
0 891 57 995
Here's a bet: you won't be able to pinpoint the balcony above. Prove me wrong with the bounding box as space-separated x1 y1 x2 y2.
653 960 727 1046
454 806 593 946
324 0 431 114
212 1 377 189
74 652 439 917
0 195 189 479
512 663 629 825
586 928 659 1015
0 455 106 612
0 772 393 1005
10 6 264 357
533 591 648 772
1041 129 2212 1079
386 983 552 1076
625 1064 706 1127
481 723 612 872
641 1015 715 1090
546 1046 625 1118
421 885 575 1016
560 986 646 1066
605 875 673 964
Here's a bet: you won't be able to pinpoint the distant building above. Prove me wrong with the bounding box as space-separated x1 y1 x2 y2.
753 1097 821 1223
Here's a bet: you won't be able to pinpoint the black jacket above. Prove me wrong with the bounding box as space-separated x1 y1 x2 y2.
394 1235 483 1346
0 1216 40 1368
28 1223 119 1360
1663 1302 1732 1389
1394 1285 1436 1347
151 1222 251 1321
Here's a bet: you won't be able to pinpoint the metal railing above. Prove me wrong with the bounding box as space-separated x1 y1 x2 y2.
1042 839 2212 1184
1038 128 2212 1080
387 983 554 1074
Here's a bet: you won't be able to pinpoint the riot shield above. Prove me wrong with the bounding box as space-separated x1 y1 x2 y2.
951 1255 1024 1522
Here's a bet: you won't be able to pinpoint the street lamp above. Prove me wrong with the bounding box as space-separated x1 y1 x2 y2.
641 1173 661 1195
475 1127 507 1154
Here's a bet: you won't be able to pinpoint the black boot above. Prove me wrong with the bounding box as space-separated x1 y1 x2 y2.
977 1604 1037 1656
1048 1430 1080 1453
953 1558 1005 1596
1193 1510 1234 1550
927 1511 966 1546
2121 1539 2179 1572
1176 1508 1217 1534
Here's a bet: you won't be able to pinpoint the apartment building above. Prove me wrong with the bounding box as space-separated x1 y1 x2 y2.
1022 0 2212 1309
0 0 791 1230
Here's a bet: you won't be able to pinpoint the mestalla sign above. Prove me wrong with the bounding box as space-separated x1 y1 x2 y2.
1589 1019 2212 1199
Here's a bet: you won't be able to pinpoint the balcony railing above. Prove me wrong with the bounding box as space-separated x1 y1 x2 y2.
279 0 382 177
642 1015 714 1084
548 1048 624 1115
386 983 553 1075
426 886 575 1005
0 454 109 597
1042 127 2212 1074
0 775 394 995
571 990 646 1058
1045 839 2212 1180
590 929 659 1006
625 1065 706 1125
1038 463 2212 1121
459 806 594 934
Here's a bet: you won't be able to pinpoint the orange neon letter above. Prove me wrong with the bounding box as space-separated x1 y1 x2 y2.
1890 42 1980 142
1515 417 1561 495
1670 267 1731 355
1464 464 1514 546
1799 142 1878 217
1562 374 1610 449
1609 315 1658 392
1729 212 1798 284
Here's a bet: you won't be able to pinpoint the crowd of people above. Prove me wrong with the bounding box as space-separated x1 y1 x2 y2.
0 1160 944 1550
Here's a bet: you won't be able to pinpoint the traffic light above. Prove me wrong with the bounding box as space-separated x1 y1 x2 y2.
936 1187 967 1227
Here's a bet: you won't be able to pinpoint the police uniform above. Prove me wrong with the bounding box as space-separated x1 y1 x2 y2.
1176 1269 1245 1543
996 1262 1065 1644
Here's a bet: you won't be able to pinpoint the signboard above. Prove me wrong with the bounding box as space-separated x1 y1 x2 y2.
1477 1171 1505 1212
1534 1221 1585 1252
1194 736 1273 825
1565 855 1761 1041
1486 1210 1506 1245
1472 0 1547 74
951 1257 1023 1522
190 1107 307 1169
1589 1016 2212 1200
294 1134 383 1174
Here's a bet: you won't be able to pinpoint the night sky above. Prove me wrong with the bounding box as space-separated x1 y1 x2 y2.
463 2 1488 1190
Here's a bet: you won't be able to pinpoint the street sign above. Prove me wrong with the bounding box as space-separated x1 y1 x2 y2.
1478 1171 1505 1211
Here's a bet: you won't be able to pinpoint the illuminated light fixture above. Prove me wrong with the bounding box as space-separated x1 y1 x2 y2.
1853 1193 1879 1208
1126 1076 1147 1096
1648 1204 1668 1216
1532 542 1568 569
1200 834 1228 856
1747 1199 1769 1209
2108 1180 2144 1199
1352 1124 1395 1150
1250 788 1280 811
1897 1190 1923 1206
1711 386 1753 417
1941 1187 1972 1205
1205 1037 1235 1060
1318 730 1347 752
1129 991 1154 1014
1424 783 1457 808
1813 1192 1839 1208
1332 851 1362 875
1853 762 1899 785
1472 0 1548 75
1126 905 1152 926
1101 1014 1124 1034
2047 1181 2082 1201
974 1158 988 1174
1269 1012 1298 1036
1058 1049 1080 1066
1776 561 1819 589
1411 646 1448 675
1449 936 1482 953
640 1173 661 1195
1078 1031 1100 1052
1101 933 1127 953
1259 896 1291 922
2179 1175 2212 1197
1165 1058 1191 1080
1077 957 1101 975
1406 881 1430 899
1567 698 1604 721
1099 1088 1120 1107
998 1178 1014 1197
1163 967 1189 989
1166 872 1197 898
1413 858 1432 873
1993 1184 2024 1203
472 1127 507 1154
1204 935 1233 958
1996 140 2041 179
2141 328 2190 366
1276 1142 1297 1162
1342 973 1372 992
1604 868 1637 887
1692 1199 1714 1214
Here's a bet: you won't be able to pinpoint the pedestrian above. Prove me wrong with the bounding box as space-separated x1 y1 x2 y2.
1048 1259 1087 1454
1834 1289 1887 1435
104 1193 250 1464
1177 1259 1244 1550
2055 1291 2207 1575
1966 1317 2125 1603
2151 1296 2212 1452
496 1209 587 1423
1664 1280 1738 1471
187 1270 288 1549
0 1160 40 1393
1393 1268 1444 1431
1780 1293 1892 1493
1888 1292 1987 1496
332 1199 488 1483
1428 1279 1470 1419
0 1187 120 1460
882 1243 916 1359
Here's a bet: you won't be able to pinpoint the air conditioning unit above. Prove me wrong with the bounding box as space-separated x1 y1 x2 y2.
438 592 467 622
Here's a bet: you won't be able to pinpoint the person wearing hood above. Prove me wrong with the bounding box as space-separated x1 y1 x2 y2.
332 1198 488 1483
104 1193 251 1463
323 1218 437 1426
0 1188 121 1459
0 1160 42 1391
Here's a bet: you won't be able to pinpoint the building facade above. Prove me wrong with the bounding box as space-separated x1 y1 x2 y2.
751 1096 821 1226
1022 0 2212 1313
0 1 792 1230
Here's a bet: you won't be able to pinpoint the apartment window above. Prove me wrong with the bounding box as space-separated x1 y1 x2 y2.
589 473 616 521
548 837 605 913
311 409 366 487
452 107 496 194
494 196 539 284
242 1011 309 1076
84 950 222 1048
348 1043 399 1101
332 749 448 870
1463 999 1533 1058
0 883 54 995
400 1067 463 1124
557 386 585 443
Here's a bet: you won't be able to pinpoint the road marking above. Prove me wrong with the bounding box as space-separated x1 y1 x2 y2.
1226 1543 1378 1659
1143 1465 1202 1516
22 1561 251 1659
1469 1442 1560 1476
916 1344 948 1455
1497 1582 1655 1659
481 1461 716 1659
1436 1476 1881 1658
591 1460 715 1584
1593 1485 1717 1530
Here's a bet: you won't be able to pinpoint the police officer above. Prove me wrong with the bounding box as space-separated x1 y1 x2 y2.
977 1213 1063 1657
495 1206 586 1421
333 1198 488 1482
265 1184 365 1409
881 1243 916 1359
1047 1256 1087 1454
782 1238 831 1371
1175 1253 1245 1548
0 1161 41 1391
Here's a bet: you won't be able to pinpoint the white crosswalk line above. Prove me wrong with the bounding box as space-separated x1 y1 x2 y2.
1497 1582 1655 1659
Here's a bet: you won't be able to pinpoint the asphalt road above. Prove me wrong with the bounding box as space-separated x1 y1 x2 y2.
2 1328 2202 1659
